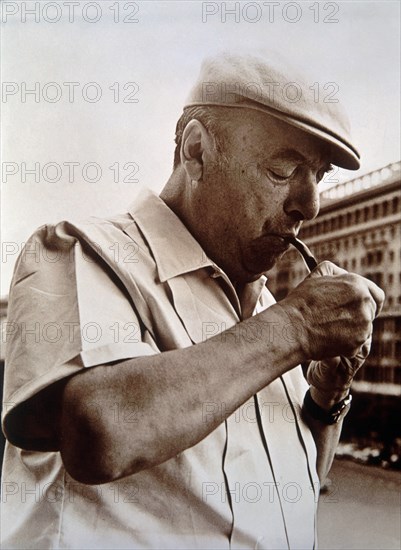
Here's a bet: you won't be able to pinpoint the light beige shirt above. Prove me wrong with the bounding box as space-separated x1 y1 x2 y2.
2 187 319 549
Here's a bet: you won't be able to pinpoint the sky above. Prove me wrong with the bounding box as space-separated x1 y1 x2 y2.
1 0 400 295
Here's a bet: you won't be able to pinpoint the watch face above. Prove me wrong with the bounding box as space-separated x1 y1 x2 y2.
331 394 353 424
303 390 352 425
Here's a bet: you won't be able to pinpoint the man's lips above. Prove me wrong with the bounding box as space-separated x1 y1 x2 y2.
245 233 294 258
265 233 297 245
241 232 297 275
263 233 296 247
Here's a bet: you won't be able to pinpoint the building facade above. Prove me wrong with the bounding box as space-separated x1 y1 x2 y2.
268 161 401 396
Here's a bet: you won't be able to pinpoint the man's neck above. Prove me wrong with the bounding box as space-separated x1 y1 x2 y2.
160 171 265 289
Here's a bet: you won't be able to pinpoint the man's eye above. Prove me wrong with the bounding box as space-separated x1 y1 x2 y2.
267 169 293 183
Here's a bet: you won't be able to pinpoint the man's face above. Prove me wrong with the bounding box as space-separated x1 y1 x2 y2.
197 110 332 283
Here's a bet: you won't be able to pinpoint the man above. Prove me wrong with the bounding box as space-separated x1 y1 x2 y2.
2 53 384 549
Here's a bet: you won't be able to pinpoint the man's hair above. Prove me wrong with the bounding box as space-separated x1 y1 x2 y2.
173 106 231 170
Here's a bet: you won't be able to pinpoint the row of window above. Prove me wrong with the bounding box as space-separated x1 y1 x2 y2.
276 251 400 281
341 229 398 249
302 196 400 237
307 250 397 270
358 365 401 385
385 296 401 308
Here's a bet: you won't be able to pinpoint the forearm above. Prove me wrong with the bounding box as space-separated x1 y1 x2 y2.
60 303 303 484
303 410 342 483
304 385 349 483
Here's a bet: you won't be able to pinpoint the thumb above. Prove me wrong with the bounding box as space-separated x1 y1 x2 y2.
307 260 348 278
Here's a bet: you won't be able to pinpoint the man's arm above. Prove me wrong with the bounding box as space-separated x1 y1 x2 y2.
59 302 302 484
300 264 379 483
302 385 349 483
59 263 384 484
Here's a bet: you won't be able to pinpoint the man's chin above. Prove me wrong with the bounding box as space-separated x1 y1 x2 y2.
242 252 285 279
241 237 290 275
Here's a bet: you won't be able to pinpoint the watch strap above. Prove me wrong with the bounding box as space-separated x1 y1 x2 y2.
303 388 352 425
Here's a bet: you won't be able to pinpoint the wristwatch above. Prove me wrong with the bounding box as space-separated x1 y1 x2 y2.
303 389 352 425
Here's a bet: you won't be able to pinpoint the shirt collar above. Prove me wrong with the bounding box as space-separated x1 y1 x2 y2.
128 187 214 283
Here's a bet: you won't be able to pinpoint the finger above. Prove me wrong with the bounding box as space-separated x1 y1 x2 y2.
353 274 385 316
355 335 372 360
367 281 385 316
307 260 348 278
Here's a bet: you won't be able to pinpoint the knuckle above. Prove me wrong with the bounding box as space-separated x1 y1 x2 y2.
320 260 333 270
347 273 362 286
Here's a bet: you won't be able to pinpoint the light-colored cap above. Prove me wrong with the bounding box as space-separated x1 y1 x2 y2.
184 53 360 170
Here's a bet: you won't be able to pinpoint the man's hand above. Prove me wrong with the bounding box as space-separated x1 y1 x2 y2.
306 340 371 397
281 261 384 482
305 262 382 395
281 261 385 379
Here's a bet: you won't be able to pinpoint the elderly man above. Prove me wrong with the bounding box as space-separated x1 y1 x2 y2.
2 53 383 549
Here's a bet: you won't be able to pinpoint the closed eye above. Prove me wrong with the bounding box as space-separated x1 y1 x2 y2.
267 169 295 183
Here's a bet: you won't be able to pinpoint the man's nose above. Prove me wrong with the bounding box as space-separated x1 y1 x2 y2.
283 172 320 221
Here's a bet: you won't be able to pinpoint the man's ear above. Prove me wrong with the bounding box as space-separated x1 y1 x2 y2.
180 119 214 182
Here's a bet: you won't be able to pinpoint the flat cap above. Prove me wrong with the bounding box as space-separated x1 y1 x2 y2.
185 53 360 170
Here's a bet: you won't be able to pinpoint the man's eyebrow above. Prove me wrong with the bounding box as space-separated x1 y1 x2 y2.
269 149 307 163
269 148 332 171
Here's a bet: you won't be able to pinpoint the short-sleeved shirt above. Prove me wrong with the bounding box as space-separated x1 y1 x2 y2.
1 187 319 549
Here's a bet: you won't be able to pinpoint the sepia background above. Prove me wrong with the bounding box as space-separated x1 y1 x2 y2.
1 1 400 548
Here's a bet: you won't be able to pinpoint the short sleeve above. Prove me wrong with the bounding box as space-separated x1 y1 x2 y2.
2 222 157 450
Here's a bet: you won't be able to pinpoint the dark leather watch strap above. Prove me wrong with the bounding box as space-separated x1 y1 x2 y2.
303 388 352 425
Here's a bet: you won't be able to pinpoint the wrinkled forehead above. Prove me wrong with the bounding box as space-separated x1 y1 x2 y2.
220 108 333 167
